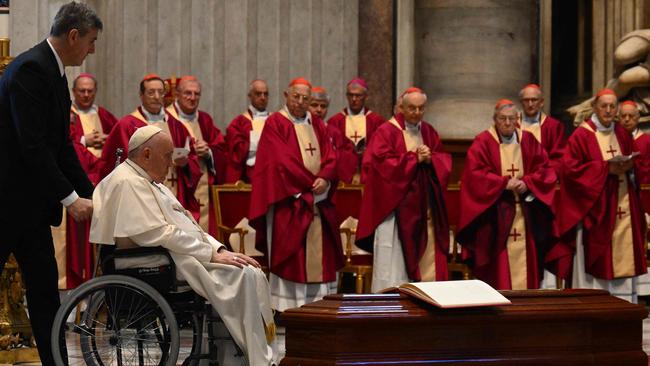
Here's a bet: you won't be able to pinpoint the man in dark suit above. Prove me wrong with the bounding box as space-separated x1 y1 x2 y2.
0 2 102 364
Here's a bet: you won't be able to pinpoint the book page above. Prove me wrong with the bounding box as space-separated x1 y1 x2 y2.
403 280 511 308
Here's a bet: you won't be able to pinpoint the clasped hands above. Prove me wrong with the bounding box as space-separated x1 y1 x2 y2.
416 145 432 164
84 130 107 149
506 177 528 194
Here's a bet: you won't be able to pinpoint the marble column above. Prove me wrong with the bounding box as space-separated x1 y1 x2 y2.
358 0 394 118
398 0 535 139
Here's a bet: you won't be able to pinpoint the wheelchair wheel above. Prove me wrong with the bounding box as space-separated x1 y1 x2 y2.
52 275 180 366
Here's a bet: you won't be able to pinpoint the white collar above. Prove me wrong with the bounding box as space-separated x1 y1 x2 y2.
405 120 421 132
284 106 311 124
74 102 98 114
125 159 153 182
141 105 166 122
46 38 65 77
523 111 541 124
347 107 365 116
500 132 518 144
249 104 268 118
174 101 197 122
591 113 614 132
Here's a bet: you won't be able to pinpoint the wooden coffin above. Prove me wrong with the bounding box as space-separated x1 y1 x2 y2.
280 289 647 365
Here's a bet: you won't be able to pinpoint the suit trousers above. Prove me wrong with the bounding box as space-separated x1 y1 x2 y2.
0 218 60 366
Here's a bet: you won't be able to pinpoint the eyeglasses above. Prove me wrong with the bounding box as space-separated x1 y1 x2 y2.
290 93 310 102
496 115 518 122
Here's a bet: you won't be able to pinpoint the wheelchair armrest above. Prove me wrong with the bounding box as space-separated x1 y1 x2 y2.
101 246 182 293
113 246 170 257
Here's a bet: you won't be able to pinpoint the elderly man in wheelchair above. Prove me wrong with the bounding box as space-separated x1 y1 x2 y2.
52 125 275 366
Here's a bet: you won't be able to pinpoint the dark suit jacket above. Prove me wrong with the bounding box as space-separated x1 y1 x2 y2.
0 40 93 226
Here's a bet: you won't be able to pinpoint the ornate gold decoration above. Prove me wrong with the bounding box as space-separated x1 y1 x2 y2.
0 38 39 363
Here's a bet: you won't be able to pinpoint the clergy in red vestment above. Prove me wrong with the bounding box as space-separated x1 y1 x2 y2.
548 89 646 303
456 99 557 290
65 73 118 288
250 77 344 311
356 87 451 292
620 100 650 185
518 84 566 176
326 78 385 183
100 74 201 212
309 86 357 183
225 79 270 183
166 76 227 235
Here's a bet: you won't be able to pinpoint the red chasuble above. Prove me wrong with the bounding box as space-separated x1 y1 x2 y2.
327 109 385 181
356 113 451 281
225 110 262 183
63 124 100 288
633 130 650 186
325 123 358 183
456 129 556 290
167 104 228 235
521 114 566 175
69 107 118 150
249 111 344 283
65 106 117 288
99 107 202 212
548 119 647 280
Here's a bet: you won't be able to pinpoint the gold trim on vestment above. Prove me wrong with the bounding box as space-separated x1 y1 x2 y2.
500 139 527 290
280 109 324 282
388 117 436 280
167 105 210 231
592 127 636 278
345 112 367 147
72 105 104 157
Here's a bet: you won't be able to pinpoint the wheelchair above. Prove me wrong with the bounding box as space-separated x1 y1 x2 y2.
51 245 243 366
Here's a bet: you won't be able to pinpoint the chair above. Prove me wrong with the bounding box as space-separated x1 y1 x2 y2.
445 182 472 280
332 182 373 293
211 181 253 254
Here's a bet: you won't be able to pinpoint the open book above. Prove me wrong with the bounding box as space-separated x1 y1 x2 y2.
608 151 640 163
389 280 511 309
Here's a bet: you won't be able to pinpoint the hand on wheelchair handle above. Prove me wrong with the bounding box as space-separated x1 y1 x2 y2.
211 248 261 269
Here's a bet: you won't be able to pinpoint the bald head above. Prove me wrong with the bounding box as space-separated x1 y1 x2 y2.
130 132 174 184
248 79 269 111
620 103 641 133
401 91 427 125
176 78 202 115
519 85 544 118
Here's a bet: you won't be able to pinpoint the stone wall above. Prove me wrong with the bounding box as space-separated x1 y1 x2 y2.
10 0 359 129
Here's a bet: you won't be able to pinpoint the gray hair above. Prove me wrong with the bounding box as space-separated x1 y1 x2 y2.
50 1 103 37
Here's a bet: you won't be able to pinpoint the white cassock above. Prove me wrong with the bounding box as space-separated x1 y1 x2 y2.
90 159 275 366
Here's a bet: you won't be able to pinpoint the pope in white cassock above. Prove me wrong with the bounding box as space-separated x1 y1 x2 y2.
89 125 275 366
